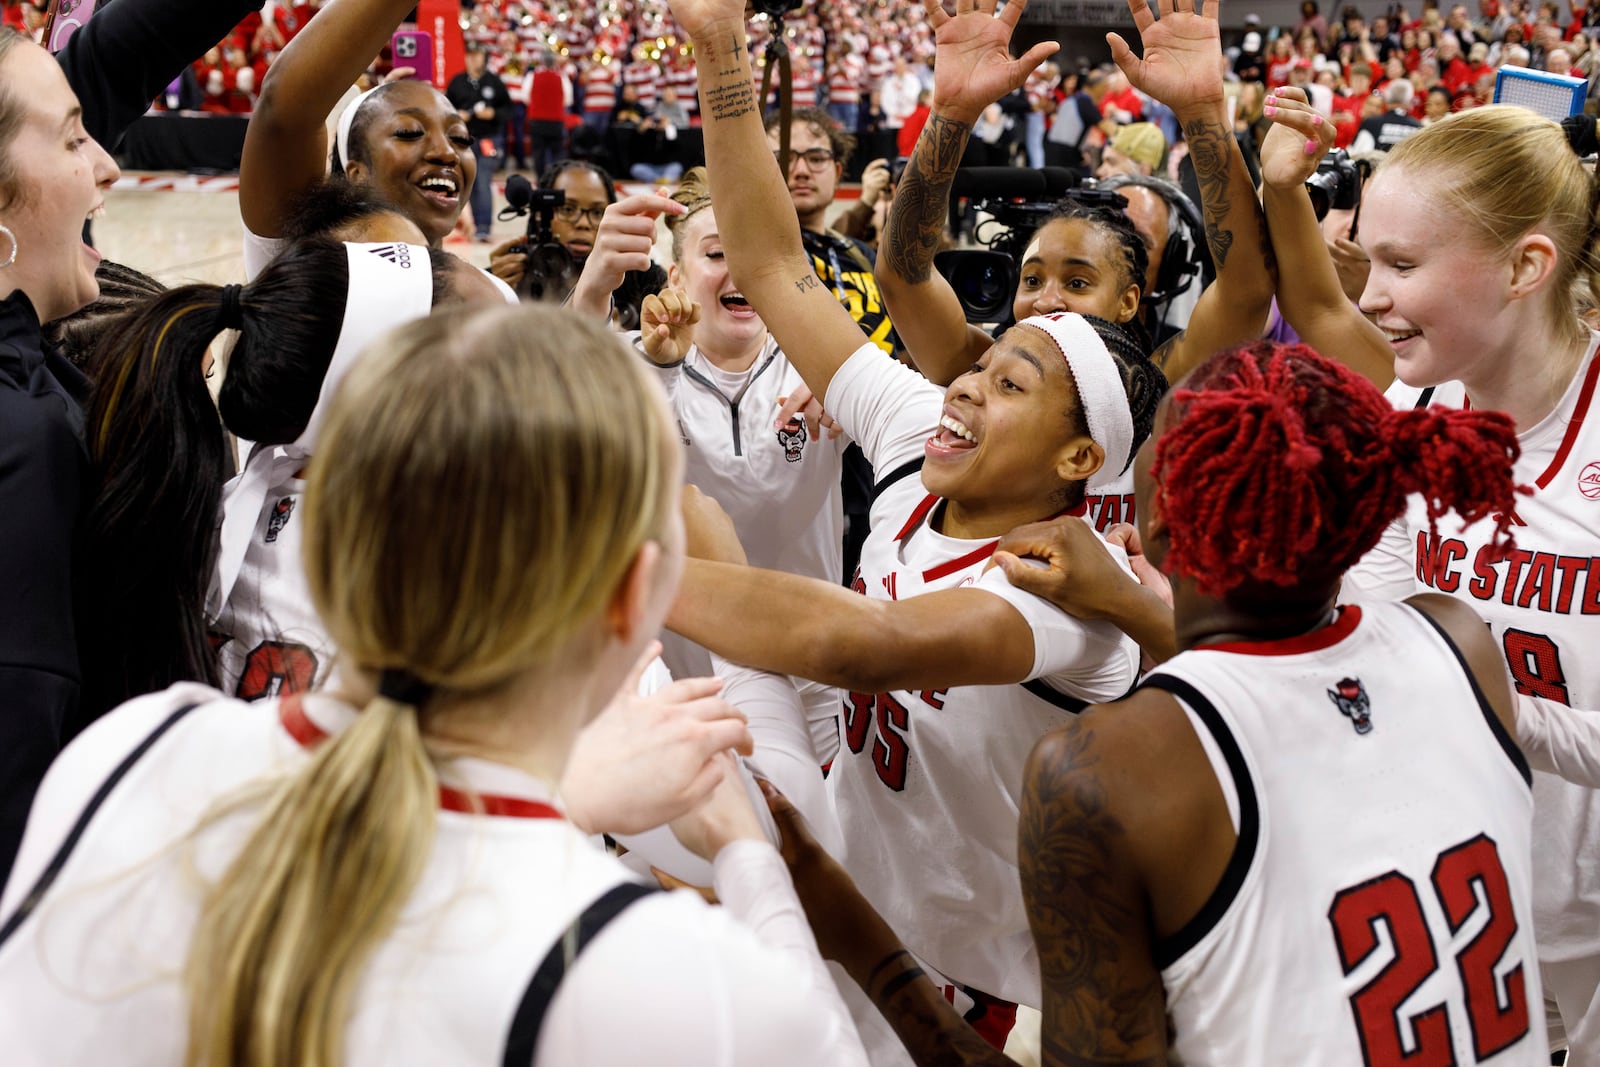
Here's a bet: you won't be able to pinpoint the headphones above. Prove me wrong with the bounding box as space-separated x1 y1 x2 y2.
1096 174 1212 310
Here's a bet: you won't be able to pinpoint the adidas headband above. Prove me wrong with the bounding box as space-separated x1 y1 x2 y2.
1015 313 1135 489
336 86 382 170
210 242 435 621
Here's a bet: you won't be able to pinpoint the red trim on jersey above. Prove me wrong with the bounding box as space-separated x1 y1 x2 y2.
923 541 1000 581
278 695 565 820
1537 345 1600 490
1199 605 1363 656
895 494 1090 581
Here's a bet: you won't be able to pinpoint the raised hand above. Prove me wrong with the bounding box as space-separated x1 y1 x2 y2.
666 0 749 42
773 384 842 441
640 287 702 365
1106 0 1227 117
569 191 685 319
924 0 1060 123
1259 86 1336 189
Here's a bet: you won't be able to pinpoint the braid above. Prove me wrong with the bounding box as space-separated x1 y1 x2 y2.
1032 201 1149 298
1154 342 1524 599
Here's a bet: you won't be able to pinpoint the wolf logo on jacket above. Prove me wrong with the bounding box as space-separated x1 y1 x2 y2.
776 418 807 463
263 496 295 543
1327 677 1372 735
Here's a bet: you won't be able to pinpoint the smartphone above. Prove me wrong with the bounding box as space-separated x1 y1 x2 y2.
44 0 99 53
390 30 433 81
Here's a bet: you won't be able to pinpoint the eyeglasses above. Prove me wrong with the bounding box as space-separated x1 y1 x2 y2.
555 202 608 224
776 148 837 170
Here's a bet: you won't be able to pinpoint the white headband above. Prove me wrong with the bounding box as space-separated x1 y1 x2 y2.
336 86 382 170
1015 312 1135 489
209 241 435 621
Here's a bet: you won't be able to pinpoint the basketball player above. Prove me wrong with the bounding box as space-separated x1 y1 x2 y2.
665 0 1157 1055
1262 90 1600 1062
0 304 867 1064
756 342 1548 1066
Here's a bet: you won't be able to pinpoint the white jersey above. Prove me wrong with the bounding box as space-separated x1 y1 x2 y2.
822 344 1140 1006
0 685 867 1066
1152 602 1545 1066
210 458 332 700
1345 334 1600 1059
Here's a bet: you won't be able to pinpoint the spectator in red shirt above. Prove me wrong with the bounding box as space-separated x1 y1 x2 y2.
1330 63 1373 146
896 88 930 157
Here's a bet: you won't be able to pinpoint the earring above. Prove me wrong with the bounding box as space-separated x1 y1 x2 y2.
0 223 14 270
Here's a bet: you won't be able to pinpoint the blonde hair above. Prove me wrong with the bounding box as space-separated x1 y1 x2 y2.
182 303 679 1067
1383 105 1600 338
665 165 713 263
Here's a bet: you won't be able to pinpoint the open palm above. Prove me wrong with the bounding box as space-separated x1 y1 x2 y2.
1107 0 1226 114
925 0 1061 121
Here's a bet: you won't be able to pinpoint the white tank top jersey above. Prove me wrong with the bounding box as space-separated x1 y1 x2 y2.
821 343 1140 1007
1344 334 1600 1059
209 463 332 701
633 332 848 585
0 686 868 1066
1149 602 1545 1066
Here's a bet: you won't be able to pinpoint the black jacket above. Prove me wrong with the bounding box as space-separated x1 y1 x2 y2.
0 0 267 895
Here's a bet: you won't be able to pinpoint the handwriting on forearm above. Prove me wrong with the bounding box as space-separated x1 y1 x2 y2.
883 113 971 285
1181 119 1235 269
705 79 756 122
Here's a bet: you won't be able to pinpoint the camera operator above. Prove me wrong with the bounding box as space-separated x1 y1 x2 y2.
1097 173 1210 345
489 161 667 329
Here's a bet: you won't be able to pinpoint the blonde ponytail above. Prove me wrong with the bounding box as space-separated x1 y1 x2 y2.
183 697 435 1067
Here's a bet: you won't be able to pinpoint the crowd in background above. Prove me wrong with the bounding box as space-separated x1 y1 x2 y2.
6 0 1595 179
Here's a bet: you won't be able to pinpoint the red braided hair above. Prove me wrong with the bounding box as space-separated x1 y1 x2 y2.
1153 342 1527 599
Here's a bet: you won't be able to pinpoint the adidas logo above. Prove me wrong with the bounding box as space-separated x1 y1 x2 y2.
368 244 414 269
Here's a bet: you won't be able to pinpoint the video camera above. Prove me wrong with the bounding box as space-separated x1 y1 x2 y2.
499 174 576 302
1305 148 1369 222
934 167 1128 324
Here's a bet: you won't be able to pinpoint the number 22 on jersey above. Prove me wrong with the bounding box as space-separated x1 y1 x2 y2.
1327 833 1530 1065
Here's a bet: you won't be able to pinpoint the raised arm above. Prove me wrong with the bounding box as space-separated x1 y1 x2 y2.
56 0 266 148
1258 89 1394 387
668 560 1039 692
1109 0 1277 383
877 0 1059 387
671 0 913 399
240 0 419 238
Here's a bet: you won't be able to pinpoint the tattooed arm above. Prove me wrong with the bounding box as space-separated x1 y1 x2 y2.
877 0 1060 386
673 1 882 399
1020 713 1170 1067
1103 0 1276 383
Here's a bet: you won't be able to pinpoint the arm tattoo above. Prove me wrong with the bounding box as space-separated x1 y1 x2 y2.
873 969 1016 1066
1020 723 1168 1064
1180 119 1236 269
794 273 822 294
1149 331 1185 376
705 79 756 121
882 113 972 284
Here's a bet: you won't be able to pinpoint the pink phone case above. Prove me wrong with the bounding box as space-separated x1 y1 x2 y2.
45 0 99 53
390 31 433 82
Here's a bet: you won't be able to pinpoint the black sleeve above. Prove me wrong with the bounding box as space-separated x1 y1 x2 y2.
56 0 268 150
0 369 85 890
490 74 512 110
445 75 472 111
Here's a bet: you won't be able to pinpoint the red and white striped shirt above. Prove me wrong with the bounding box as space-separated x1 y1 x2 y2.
623 59 660 110
828 53 864 105
582 63 617 114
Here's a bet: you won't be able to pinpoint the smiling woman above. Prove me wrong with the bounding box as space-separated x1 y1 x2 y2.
0 26 121 887
238 0 476 278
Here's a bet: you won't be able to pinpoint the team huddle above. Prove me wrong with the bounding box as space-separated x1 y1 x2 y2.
0 0 1597 1063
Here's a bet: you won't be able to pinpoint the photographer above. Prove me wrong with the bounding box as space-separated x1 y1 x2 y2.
490 161 667 328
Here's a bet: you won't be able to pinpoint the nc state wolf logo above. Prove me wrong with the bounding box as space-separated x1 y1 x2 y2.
776 417 806 463
264 496 295 543
1327 677 1373 735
